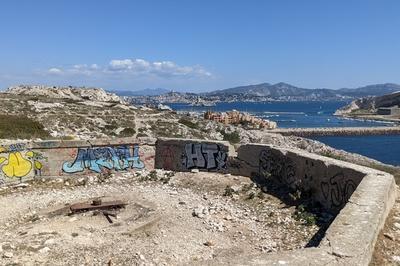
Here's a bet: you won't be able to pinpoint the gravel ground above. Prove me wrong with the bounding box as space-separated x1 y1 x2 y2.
0 170 321 265
371 188 400 266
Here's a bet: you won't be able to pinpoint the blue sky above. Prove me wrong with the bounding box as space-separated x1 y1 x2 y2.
1 0 400 92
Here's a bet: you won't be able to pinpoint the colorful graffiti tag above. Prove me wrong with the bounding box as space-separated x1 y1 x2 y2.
182 143 227 171
62 144 145 173
0 144 45 181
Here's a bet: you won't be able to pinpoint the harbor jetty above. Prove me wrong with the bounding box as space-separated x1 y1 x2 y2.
270 126 400 137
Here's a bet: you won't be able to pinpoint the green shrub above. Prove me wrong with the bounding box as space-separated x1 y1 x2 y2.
222 131 240 144
293 204 317 226
119 127 136 137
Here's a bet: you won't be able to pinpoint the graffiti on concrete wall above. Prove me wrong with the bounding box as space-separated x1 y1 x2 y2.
161 146 174 169
320 173 357 208
0 143 46 182
182 143 227 171
62 144 144 173
259 149 296 186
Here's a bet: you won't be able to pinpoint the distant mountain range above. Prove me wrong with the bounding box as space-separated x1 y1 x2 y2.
204 82 400 98
116 82 400 103
114 88 171 96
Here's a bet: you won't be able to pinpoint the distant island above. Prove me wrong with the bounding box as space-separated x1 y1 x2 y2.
120 82 400 104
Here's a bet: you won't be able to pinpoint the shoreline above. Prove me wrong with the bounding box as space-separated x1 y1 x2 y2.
335 113 400 124
269 126 400 137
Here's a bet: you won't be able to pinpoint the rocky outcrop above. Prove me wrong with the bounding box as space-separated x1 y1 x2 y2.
5 85 123 103
335 91 400 116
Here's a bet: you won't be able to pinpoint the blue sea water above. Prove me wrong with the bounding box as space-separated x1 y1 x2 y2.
169 101 400 165
312 135 400 166
169 101 393 128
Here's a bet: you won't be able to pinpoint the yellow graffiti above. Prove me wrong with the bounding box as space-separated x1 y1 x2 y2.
1 152 33 178
26 151 43 171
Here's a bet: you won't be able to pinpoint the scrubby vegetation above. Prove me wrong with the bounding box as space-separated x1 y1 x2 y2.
178 118 199 129
221 131 241 144
119 127 136 137
0 115 50 139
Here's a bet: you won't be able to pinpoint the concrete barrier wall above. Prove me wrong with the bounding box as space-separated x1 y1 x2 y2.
233 144 365 212
154 140 366 213
154 138 231 172
0 138 155 184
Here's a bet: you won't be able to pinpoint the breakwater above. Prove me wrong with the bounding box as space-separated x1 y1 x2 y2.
270 126 400 137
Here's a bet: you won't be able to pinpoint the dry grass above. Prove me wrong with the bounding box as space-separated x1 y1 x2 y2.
0 114 50 139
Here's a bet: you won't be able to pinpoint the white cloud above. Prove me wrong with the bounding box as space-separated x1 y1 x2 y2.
107 59 211 77
47 58 212 79
48 68 62 74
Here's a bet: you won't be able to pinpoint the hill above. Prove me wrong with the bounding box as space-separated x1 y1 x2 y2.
114 88 171 96
335 91 400 121
205 82 400 99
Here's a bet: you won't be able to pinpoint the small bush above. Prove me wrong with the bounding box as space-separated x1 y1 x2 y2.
119 127 136 137
138 170 172 184
293 204 317 226
222 131 240 144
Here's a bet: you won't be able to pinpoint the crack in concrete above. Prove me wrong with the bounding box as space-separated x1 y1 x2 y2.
330 250 353 258
348 200 370 207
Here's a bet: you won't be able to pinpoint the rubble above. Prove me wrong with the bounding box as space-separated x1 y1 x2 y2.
0 170 322 265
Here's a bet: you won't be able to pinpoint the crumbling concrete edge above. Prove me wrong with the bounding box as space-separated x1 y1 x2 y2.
28 137 156 149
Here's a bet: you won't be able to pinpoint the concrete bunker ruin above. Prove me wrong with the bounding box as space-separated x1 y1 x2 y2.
155 138 396 265
0 137 396 265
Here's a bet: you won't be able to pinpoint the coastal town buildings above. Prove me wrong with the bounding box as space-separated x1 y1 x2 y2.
204 110 277 129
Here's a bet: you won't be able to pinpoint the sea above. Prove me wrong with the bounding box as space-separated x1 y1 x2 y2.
168 101 400 166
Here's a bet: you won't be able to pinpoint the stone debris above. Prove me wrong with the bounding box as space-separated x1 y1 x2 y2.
39 247 51 254
393 222 400 230
3 252 13 258
392 255 400 263
0 170 322 265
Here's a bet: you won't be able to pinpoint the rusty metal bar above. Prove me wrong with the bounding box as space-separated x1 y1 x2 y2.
70 200 127 213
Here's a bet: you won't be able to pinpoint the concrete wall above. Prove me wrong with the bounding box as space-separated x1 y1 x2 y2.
0 137 396 265
154 138 231 173
0 138 155 184
233 144 365 212
154 140 366 212
153 138 396 265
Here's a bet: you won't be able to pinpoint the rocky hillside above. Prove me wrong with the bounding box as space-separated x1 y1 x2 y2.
6 85 123 103
0 86 241 141
335 91 400 116
0 85 398 178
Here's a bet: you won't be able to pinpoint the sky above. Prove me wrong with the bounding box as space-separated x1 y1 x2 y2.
1 0 400 92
